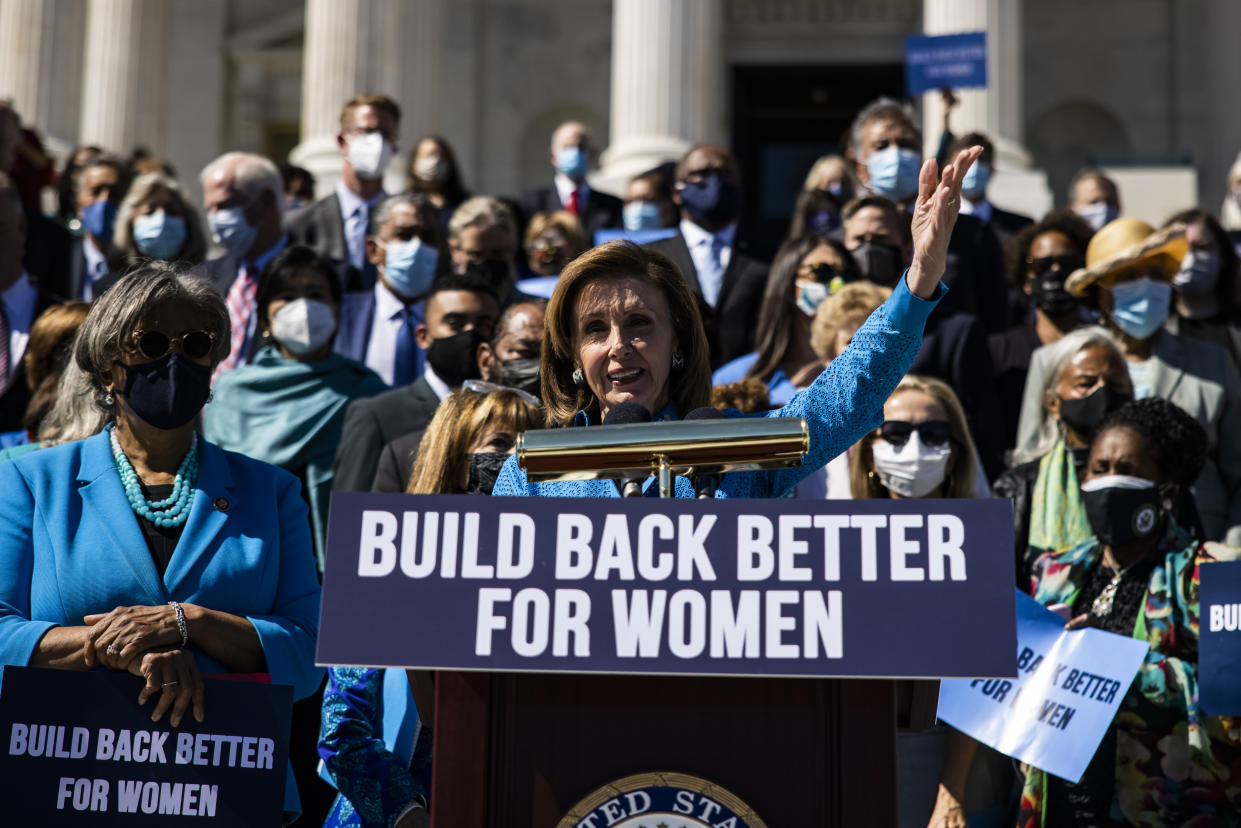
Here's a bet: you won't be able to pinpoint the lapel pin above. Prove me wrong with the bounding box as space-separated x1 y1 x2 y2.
213 497 230 512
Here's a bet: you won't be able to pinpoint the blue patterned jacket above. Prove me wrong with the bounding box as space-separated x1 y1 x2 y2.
494 276 943 499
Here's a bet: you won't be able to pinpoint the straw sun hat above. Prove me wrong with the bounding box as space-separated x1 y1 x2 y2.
1064 217 1189 297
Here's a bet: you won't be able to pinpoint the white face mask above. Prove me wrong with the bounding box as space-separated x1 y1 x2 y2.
270 298 337 356
413 155 448 182
870 431 953 497
347 132 394 181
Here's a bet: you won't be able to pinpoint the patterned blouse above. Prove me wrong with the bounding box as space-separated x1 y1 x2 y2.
493 276 942 499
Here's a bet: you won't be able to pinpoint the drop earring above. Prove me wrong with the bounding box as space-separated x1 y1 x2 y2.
671 352 685 371
104 391 114 406
572 368 586 389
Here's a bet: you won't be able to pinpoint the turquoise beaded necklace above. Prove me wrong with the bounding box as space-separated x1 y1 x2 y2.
108 424 200 528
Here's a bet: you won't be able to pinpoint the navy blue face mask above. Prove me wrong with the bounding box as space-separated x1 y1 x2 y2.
679 172 741 226
120 352 213 430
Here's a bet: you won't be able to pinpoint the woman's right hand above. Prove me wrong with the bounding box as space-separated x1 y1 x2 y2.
906 146 983 299
926 783 968 828
128 647 205 728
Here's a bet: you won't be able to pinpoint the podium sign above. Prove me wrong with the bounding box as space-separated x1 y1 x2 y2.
319 493 1016 679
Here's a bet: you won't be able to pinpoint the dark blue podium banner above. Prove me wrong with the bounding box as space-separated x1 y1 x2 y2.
1199 560 1241 714
319 494 1017 679
0 667 291 826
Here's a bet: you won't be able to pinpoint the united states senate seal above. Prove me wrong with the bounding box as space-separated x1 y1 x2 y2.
556 771 767 828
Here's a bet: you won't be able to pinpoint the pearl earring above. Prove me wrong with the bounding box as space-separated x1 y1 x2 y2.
572 369 586 389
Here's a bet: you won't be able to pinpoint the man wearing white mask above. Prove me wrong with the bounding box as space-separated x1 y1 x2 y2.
287 94 400 293
201 152 288 376
335 194 443 386
518 120 622 241
847 98 1009 331
1068 168 1121 232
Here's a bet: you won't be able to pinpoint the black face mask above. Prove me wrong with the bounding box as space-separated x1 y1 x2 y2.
1028 270 1078 317
679 172 742 226
1080 477 1164 548
1059 386 1131 443
853 240 902 286
465 452 510 495
426 329 484 387
120 352 212 430
499 357 541 399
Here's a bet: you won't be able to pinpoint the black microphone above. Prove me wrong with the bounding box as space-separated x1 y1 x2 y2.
602 402 652 497
683 406 728 498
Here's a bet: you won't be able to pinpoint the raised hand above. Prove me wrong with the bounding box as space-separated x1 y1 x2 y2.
906 145 984 299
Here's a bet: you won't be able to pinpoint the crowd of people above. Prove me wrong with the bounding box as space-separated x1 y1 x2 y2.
1 85 1240 827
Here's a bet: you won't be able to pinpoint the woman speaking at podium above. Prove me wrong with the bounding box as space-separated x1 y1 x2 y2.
493 146 982 499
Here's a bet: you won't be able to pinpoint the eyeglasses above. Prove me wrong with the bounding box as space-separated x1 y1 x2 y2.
130 329 217 361
461 379 541 406
879 420 952 448
1025 254 1084 273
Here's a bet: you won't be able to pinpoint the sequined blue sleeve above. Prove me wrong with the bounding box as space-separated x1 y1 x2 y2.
319 667 424 827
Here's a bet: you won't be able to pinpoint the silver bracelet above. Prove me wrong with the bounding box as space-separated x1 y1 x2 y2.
168 601 189 647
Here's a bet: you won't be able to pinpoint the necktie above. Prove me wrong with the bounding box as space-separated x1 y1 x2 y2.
699 236 726 307
566 188 580 215
216 263 258 379
348 205 368 272
391 305 418 387
0 304 10 397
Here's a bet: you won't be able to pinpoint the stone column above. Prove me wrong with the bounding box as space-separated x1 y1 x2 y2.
290 0 442 197
921 0 1051 216
77 0 171 155
0 0 87 157
597 0 725 194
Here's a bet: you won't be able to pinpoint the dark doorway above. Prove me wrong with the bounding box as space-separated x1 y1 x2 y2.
732 64 905 260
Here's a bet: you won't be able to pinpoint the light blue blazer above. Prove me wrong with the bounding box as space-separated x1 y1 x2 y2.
0 430 324 701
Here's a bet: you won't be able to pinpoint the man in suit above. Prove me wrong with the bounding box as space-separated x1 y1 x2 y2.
286 95 401 293
335 193 442 385
644 145 769 368
200 152 287 377
947 131 1033 247
0 104 72 299
848 98 1008 332
447 196 521 300
0 172 60 433
332 270 500 492
57 155 129 301
518 121 622 241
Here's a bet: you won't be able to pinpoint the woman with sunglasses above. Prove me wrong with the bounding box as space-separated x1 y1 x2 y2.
712 235 861 407
495 147 984 500
0 261 322 820
204 245 387 568
319 385 540 828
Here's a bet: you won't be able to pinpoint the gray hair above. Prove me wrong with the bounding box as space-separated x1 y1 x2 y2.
200 151 282 207
38 359 108 446
448 195 516 242
73 261 230 413
1009 326 1127 466
112 172 208 264
849 97 919 156
372 192 434 230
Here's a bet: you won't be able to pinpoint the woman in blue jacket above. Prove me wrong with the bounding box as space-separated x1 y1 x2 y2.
0 261 322 817
495 147 983 499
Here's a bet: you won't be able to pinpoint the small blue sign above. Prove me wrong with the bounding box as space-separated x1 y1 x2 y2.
0 667 292 826
1199 560 1241 714
318 493 1017 679
904 32 988 96
593 227 679 247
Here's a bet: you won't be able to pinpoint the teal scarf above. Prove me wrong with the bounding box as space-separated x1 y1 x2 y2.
203 346 387 567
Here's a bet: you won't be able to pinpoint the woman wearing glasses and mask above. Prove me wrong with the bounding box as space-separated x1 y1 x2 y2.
0 262 323 820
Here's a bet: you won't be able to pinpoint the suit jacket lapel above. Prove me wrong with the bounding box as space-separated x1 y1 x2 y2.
717 244 746 309
76 432 166 605
1150 331 1186 400
667 233 702 297
324 194 349 264
163 440 236 597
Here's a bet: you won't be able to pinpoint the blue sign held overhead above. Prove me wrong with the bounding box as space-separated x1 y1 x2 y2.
904 32 988 96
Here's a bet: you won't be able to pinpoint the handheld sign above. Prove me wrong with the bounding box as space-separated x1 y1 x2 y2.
318 493 1017 679
904 32 987 96
937 591 1149 782
0 667 292 826
1199 560 1241 714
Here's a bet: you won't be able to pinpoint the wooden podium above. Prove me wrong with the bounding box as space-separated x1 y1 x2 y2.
430 670 897 827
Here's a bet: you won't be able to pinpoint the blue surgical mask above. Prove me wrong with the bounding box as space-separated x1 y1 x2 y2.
81 200 118 242
865 146 921 201
1109 277 1171 340
1075 202 1119 232
795 279 830 317
623 200 662 231
554 145 589 179
381 238 438 299
132 210 188 260
209 205 258 256
961 163 991 200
